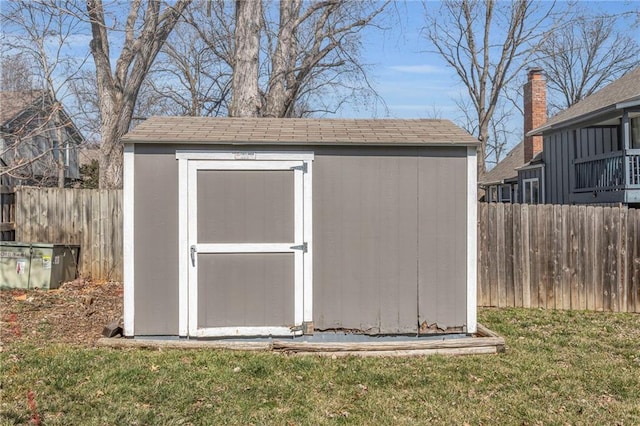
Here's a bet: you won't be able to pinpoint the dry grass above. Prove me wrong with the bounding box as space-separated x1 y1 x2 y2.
1 308 639 425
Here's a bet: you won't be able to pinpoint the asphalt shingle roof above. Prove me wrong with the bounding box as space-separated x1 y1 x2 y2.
0 90 45 125
530 66 640 134
479 142 524 185
122 117 479 146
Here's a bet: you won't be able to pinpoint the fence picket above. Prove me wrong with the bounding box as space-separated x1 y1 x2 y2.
8 186 122 282
477 202 639 313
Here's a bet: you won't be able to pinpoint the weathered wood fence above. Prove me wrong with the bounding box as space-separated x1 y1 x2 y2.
13 186 122 281
0 185 16 241
7 187 640 313
478 203 640 313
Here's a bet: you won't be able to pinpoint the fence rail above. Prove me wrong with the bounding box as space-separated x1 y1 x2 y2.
14 186 122 281
478 202 640 313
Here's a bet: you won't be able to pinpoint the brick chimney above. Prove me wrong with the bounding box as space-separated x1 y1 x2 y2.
523 67 547 163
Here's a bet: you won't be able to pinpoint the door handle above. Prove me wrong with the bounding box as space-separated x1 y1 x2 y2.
190 245 197 266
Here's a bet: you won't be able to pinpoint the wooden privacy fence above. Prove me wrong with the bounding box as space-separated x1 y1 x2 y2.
8 186 640 312
0 185 16 241
14 186 122 282
478 202 640 313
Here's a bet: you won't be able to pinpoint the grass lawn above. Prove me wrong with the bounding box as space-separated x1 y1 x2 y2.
1 308 639 425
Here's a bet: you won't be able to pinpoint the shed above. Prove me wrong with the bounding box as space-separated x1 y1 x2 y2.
121 117 479 339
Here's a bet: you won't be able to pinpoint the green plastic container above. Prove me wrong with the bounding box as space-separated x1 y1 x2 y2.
0 242 80 290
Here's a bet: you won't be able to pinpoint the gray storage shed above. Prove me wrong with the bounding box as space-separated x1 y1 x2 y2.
121 118 479 338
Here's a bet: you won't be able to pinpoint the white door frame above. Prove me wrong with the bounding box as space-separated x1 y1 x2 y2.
176 151 313 338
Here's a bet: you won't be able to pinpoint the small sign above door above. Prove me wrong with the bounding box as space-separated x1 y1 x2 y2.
233 152 256 160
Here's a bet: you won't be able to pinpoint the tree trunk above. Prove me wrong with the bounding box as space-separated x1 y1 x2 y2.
263 0 301 117
87 0 191 189
229 0 262 117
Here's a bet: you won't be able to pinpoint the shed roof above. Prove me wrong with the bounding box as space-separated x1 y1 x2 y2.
529 66 640 135
122 117 479 146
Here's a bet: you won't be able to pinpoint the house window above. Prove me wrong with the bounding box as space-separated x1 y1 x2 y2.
499 184 512 202
632 117 640 149
523 178 540 204
65 141 70 168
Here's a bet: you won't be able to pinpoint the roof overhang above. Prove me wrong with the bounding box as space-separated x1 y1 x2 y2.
528 95 640 137
124 139 480 147
478 176 518 187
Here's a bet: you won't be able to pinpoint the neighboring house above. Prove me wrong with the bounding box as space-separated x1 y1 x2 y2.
0 90 84 187
482 66 640 207
480 67 547 203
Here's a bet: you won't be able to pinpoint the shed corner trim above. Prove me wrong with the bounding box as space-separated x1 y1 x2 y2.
123 143 135 337
466 146 478 334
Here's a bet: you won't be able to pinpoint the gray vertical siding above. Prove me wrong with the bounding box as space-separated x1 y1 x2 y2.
134 145 179 335
312 147 420 334
313 146 468 333
544 127 619 204
544 132 571 204
575 127 619 158
417 148 468 330
133 144 470 335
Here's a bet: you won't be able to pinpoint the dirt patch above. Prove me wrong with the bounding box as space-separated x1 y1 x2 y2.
0 279 123 347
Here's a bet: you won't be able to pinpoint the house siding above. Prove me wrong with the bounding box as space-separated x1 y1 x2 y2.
544 127 620 205
132 144 470 335
133 145 180 335
544 130 573 204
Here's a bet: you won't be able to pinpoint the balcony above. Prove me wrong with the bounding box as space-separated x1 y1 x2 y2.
573 150 640 203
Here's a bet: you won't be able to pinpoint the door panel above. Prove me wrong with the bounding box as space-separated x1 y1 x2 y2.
197 253 294 327
197 170 294 243
184 158 310 337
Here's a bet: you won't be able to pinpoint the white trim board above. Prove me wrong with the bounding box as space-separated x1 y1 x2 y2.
190 326 302 338
123 144 135 337
177 156 189 336
179 152 314 338
176 150 314 161
466 146 478 334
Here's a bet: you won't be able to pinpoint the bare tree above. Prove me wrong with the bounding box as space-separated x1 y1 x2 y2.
1 0 89 187
261 0 389 118
0 54 36 91
455 96 519 169
423 0 556 175
146 22 231 117
229 0 262 117
187 0 389 118
537 13 640 112
86 0 191 189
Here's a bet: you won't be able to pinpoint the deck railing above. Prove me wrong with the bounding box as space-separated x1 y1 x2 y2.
574 150 640 192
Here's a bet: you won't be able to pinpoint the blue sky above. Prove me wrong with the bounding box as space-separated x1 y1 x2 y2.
3 0 638 154
341 0 640 154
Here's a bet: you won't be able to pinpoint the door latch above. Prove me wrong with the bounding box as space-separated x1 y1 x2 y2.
190 245 197 266
290 242 308 253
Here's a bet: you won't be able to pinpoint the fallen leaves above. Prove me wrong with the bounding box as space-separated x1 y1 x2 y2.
0 280 123 346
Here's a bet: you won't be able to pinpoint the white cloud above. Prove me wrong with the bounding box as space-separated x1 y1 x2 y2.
388 64 444 74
